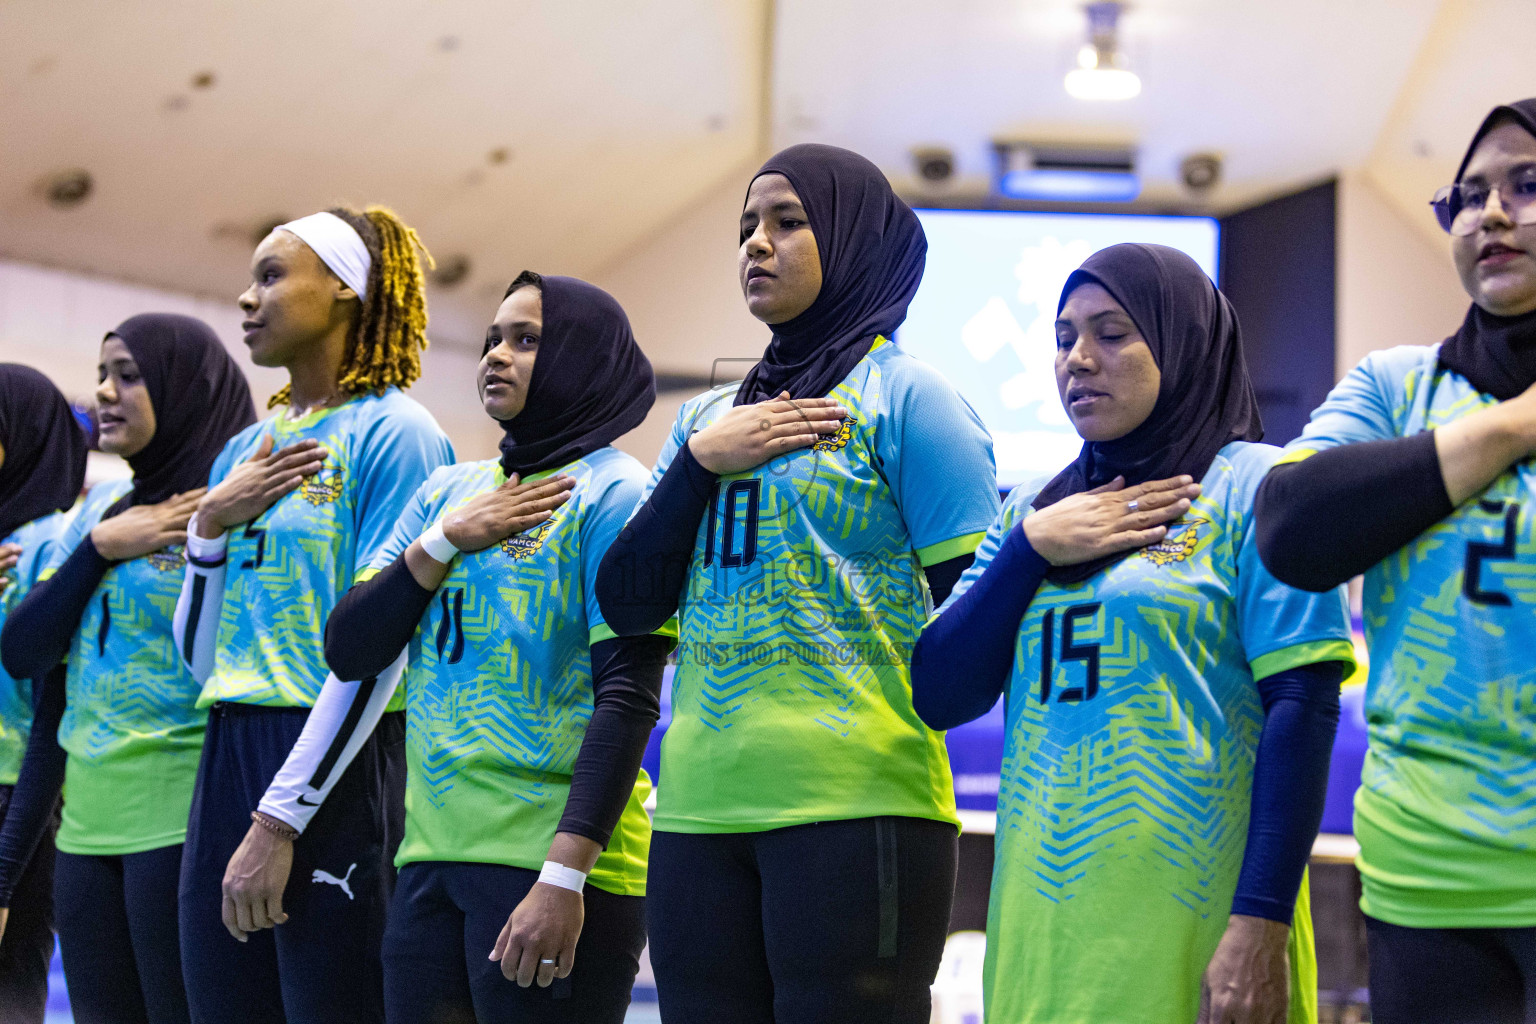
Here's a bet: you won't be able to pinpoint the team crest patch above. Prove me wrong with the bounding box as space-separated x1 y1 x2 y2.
812 415 855 453
500 515 558 560
300 469 344 506
146 549 186 572
1140 516 1208 566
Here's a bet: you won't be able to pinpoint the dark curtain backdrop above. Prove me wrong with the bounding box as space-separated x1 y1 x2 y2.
1219 178 1338 446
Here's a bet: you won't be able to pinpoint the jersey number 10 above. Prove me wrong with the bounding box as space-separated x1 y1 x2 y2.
702 480 761 569
1040 603 1102 704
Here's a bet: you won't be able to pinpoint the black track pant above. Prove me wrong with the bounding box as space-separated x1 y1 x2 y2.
55 844 188 1024
0 786 53 1024
178 703 405 1024
1367 915 1536 1024
647 816 957 1024
383 861 645 1024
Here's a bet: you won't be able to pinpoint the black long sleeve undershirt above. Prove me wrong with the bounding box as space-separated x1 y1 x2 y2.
1255 431 1453 592
911 523 1050 731
0 535 112 681
0 664 66 907
323 556 668 849
595 441 717 638
1230 660 1344 925
324 555 436 683
557 633 668 847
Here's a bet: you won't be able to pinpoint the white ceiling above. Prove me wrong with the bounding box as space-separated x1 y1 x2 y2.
773 0 1443 209
0 0 767 348
1365 0 1536 246
1 0 1531 356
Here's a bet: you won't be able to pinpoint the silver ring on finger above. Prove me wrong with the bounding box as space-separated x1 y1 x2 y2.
1126 499 1140 513
540 958 558 965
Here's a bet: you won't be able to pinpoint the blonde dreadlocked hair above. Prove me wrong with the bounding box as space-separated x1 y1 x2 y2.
266 205 435 409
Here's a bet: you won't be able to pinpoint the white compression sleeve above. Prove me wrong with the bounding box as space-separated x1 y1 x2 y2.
257 650 407 834
173 517 228 684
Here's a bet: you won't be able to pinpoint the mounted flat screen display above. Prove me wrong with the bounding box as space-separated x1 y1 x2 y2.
899 209 1220 489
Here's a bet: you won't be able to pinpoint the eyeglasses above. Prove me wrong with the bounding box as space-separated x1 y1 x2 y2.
1431 166 1536 236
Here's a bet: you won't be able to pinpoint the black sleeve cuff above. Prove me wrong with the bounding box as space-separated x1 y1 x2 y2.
0 535 112 680
1255 431 1452 592
324 556 435 682
594 442 718 637
555 634 668 846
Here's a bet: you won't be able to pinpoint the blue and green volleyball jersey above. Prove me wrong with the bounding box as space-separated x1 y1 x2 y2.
200 389 454 709
950 441 1354 1024
0 511 72 786
648 337 999 833
367 449 666 896
1281 344 1536 929
42 481 209 855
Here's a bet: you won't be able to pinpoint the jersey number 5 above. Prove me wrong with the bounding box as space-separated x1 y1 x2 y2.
1040 603 1102 704
435 588 466 664
702 480 760 569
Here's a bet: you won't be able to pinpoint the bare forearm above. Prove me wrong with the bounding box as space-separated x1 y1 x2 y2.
546 832 602 874
1436 402 1536 506
403 539 452 590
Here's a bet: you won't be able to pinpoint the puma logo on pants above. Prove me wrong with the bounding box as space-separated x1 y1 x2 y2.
312 863 357 900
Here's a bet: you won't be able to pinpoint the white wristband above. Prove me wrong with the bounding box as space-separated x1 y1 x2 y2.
418 520 459 565
184 513 228 562
538 860 587 893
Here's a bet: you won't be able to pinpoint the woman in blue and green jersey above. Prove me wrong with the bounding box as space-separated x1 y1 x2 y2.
595 144 1000 1024
272 270 668 1023
1256 99 1536 1024
0 365 88 1023
912 243 1356 1024
0 315 254 1024
170 206 454 1024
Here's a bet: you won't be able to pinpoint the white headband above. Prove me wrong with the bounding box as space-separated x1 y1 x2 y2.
277 212 372 301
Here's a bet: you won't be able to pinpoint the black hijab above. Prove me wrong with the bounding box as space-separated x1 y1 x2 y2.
0 364 89 541
105 313 256 517
735 144 927 406
1437 98 1536 401
1033 243 1263 584
497 275 656 477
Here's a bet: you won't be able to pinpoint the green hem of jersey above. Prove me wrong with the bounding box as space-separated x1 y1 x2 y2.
652 806 961 836
1249 639 1357 681
1360 887 1536 930
1272 447 1318 467
356 566 382 583
915 532 986 567
589 619 679 646
55 829 189 857
1355 787 1536 928
392 854 646 898
195 690 312 711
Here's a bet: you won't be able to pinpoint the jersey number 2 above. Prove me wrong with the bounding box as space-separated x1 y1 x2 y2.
1040 603 1102 704
703 480 760 568
1464 499 1520 607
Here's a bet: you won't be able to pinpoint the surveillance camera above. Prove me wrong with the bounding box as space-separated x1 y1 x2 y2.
1180 152 1222 193
429 254 472 289
912 147 956 184
40 169 93 209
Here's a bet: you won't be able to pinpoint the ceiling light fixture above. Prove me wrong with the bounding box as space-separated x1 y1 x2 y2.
1064 2 1141 102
